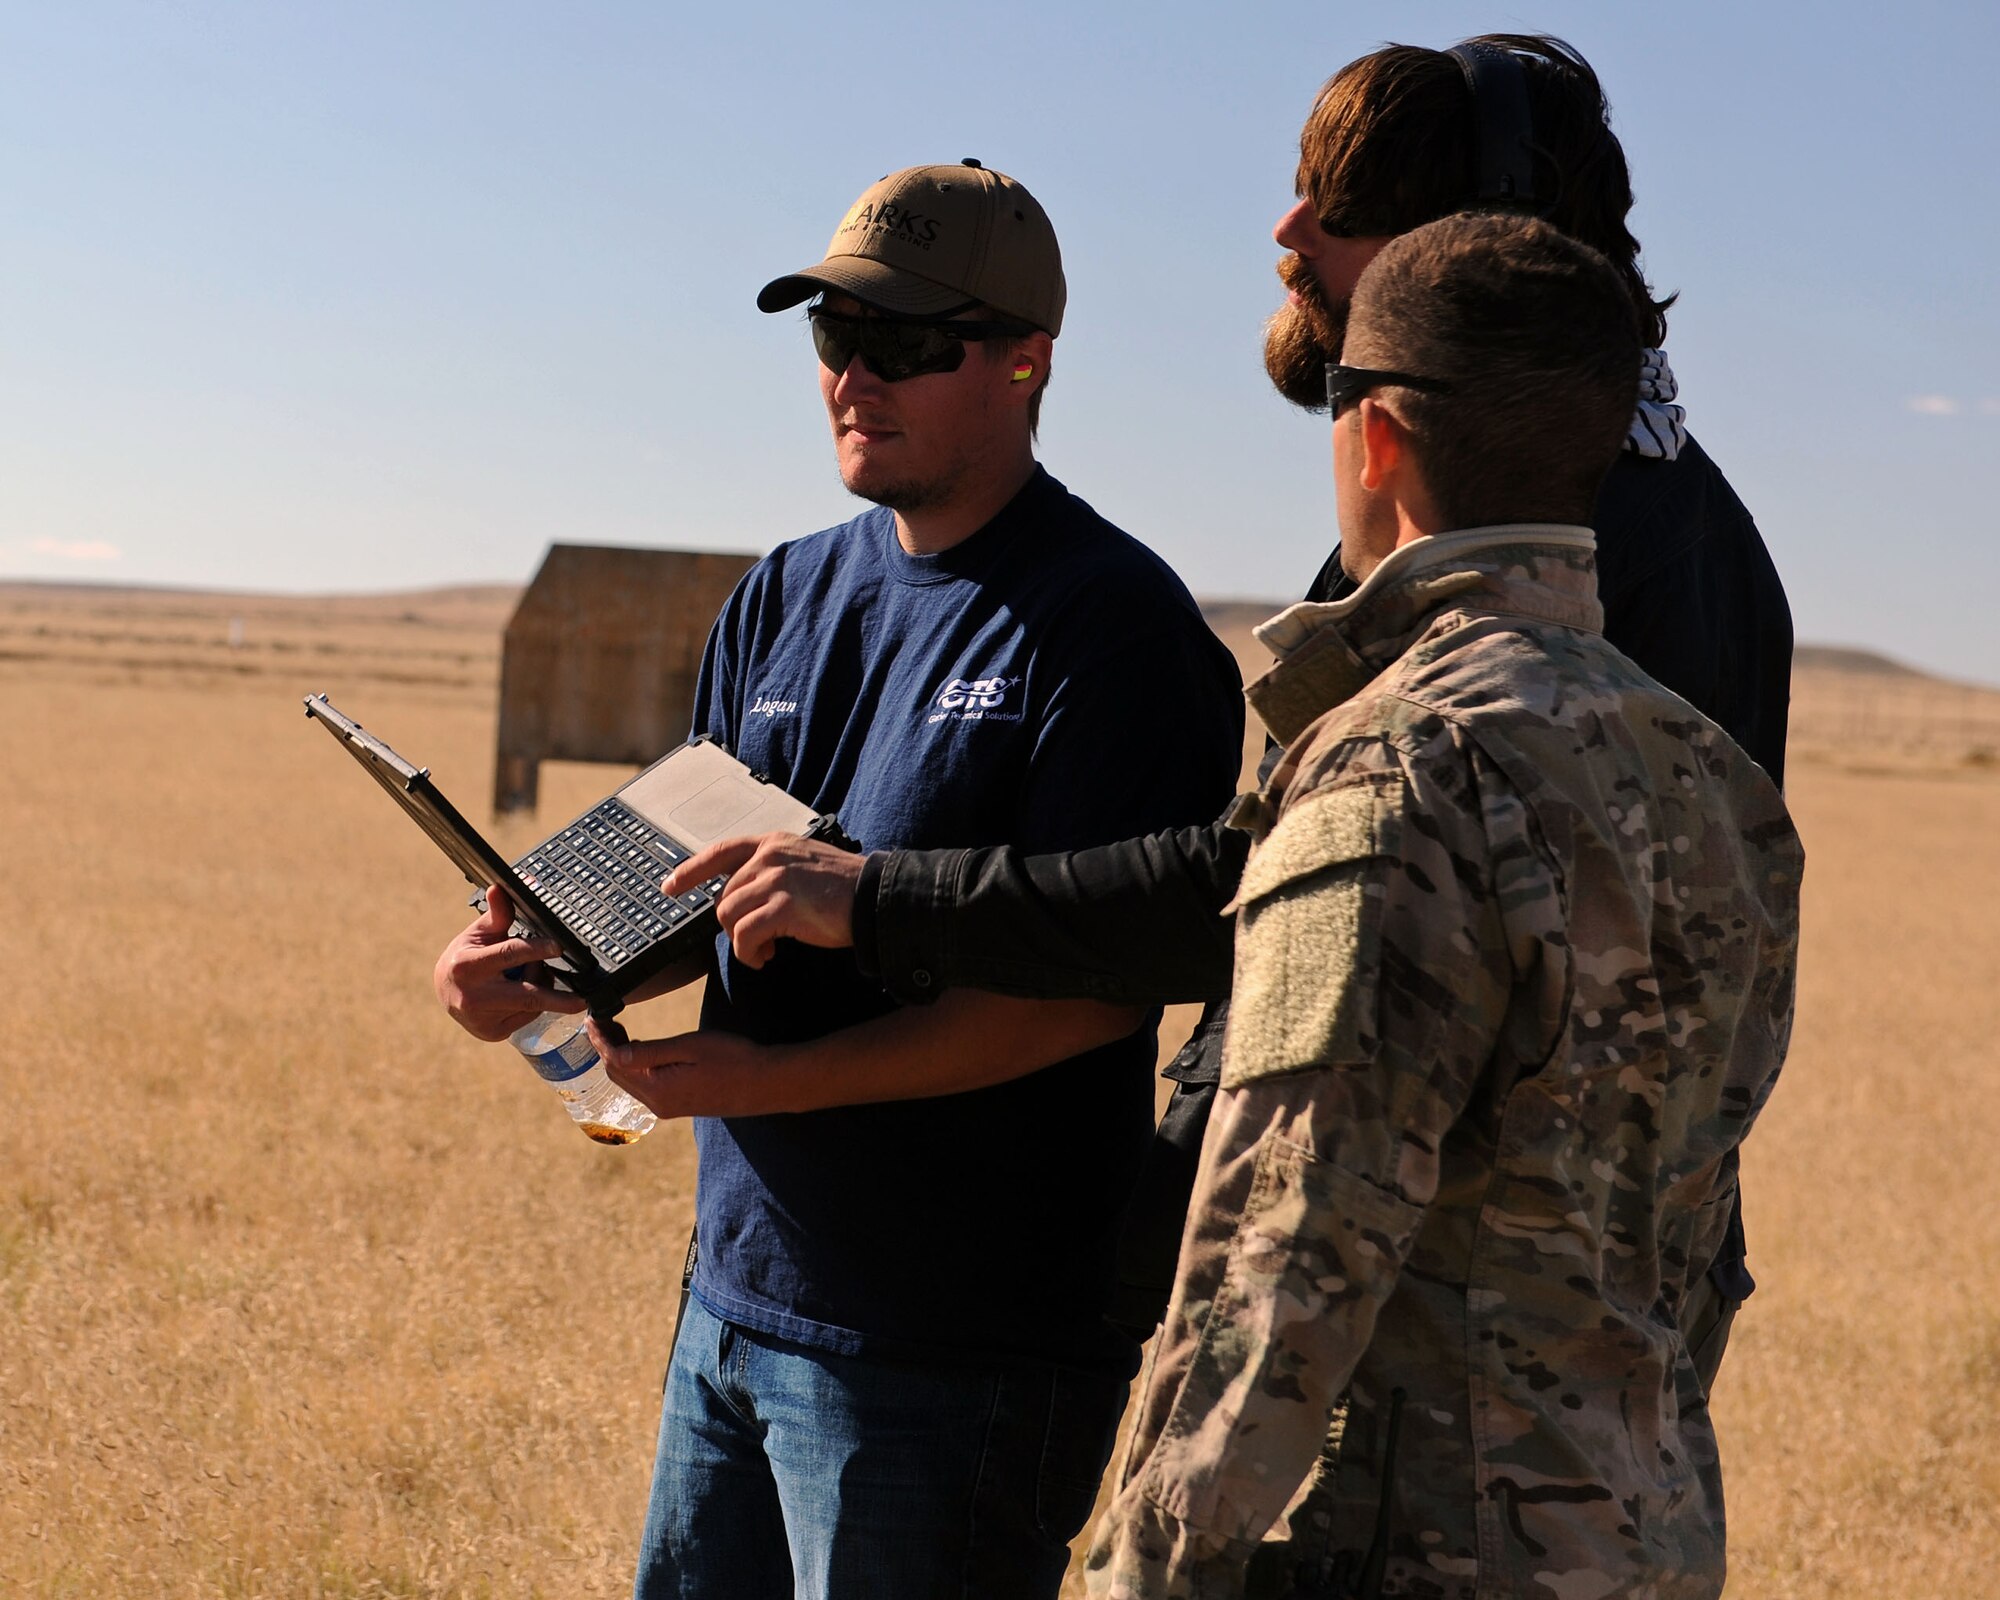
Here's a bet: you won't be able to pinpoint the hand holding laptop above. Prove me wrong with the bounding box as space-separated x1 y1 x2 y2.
433 882 588 1041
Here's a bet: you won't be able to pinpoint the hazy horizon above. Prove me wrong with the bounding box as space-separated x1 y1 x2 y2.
6 570 1984 690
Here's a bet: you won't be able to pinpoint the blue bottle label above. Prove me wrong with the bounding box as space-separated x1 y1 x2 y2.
524 1028 597 1085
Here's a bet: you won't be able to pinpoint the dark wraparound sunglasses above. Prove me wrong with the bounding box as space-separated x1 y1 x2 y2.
810 308 1033 383
1324 361 1454 416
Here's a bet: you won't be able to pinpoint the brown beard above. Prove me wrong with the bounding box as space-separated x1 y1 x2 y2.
1262 254 1349 411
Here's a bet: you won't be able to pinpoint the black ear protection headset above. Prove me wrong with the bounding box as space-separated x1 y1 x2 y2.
1446 41 1546 212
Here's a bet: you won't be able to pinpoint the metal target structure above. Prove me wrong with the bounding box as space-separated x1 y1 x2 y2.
493 543 758 814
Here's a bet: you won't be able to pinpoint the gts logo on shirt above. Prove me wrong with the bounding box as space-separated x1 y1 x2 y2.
927 675 1023 726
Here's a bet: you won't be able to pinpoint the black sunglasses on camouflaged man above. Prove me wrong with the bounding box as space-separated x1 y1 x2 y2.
809 306 1036 383
1324 360 1454 416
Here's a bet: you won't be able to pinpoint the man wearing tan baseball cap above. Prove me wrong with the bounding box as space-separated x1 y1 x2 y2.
563 159 1245 1599
758 157 1067 335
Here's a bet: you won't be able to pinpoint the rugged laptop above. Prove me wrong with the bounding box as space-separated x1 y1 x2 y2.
304 693 839 1017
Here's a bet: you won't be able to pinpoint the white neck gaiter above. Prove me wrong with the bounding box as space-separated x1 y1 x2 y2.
1628 347 1686 461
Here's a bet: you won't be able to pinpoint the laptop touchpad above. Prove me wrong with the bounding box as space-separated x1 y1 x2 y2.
621 741 822 849
668 774 768 843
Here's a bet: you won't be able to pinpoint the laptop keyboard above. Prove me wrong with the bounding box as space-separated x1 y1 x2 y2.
513 799 727 971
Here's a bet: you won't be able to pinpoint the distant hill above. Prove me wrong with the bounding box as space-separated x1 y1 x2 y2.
0 577 521 605
1792 645 1927 678
1199 603 1957 686
0 578 523 636
2 577 1977 689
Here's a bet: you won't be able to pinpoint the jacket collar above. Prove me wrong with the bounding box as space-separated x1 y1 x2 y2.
1244 524 1603 746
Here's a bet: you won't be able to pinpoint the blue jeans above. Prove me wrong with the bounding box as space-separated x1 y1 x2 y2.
634 1294 1130 1600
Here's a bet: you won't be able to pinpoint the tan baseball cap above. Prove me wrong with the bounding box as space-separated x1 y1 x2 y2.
758 159 1066 336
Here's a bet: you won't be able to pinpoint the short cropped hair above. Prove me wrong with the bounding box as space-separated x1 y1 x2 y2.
1348 213 1641 529
1300 34 1674 347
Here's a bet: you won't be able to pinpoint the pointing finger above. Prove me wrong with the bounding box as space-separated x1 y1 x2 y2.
662 835 764 896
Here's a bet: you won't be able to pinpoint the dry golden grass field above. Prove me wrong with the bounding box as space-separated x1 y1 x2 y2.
2 580 1996 1598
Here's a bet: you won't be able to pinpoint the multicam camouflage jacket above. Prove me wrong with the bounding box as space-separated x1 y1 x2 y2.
1086 527 1803 1600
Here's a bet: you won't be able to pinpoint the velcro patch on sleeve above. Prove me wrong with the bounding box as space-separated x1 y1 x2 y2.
1223 779 1394 1086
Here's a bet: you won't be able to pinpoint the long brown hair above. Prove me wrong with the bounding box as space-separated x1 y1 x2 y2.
1299 34 1674 346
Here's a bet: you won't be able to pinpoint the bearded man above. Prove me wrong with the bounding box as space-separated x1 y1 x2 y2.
1262 37 1788 776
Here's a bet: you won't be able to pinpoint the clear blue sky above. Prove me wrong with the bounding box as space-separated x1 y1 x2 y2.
5 2 1996 681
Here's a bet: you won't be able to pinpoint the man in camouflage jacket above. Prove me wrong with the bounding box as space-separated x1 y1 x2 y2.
1087 216 1801 1600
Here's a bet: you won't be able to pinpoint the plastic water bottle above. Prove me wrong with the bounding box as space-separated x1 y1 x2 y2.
509 1011 657 1145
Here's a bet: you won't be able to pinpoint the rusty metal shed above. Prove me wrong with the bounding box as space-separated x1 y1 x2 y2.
493 543 758 813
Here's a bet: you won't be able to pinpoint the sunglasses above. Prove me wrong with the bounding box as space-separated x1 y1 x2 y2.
809 308 1032 383
1324 361 1454 417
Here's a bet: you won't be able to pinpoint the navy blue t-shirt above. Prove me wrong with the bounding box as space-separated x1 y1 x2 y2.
687 467 1243 1369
